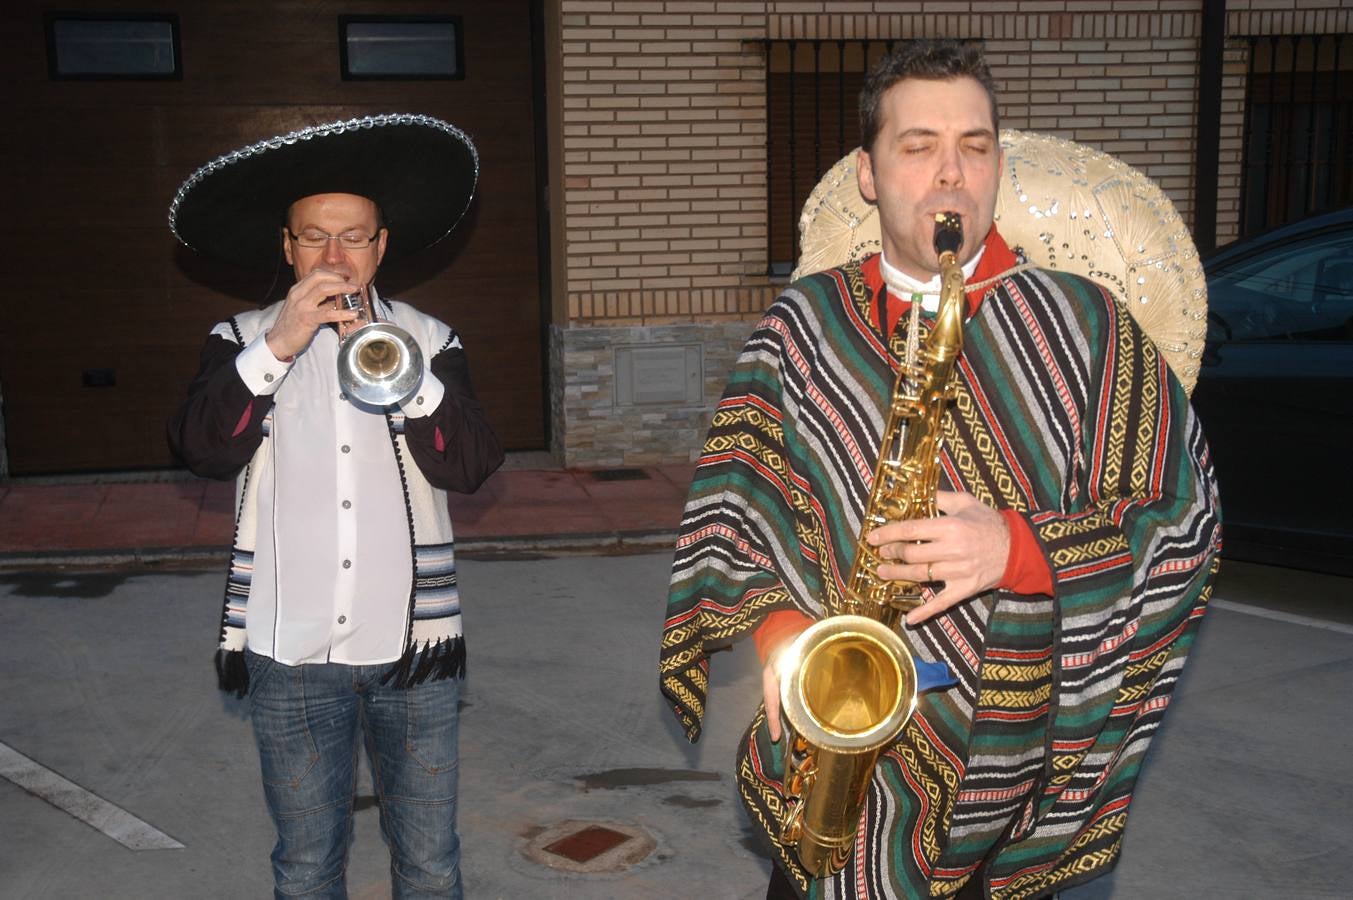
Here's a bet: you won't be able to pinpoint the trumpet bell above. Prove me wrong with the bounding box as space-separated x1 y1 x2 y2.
337 322 423 406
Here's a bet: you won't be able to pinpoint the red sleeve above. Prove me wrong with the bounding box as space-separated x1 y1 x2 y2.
753 609 814 665
999 508 1054 596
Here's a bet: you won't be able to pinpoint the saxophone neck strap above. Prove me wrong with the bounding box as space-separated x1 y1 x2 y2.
966 262 1039 303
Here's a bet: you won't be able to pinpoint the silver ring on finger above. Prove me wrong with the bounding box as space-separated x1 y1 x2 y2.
926 562 934 582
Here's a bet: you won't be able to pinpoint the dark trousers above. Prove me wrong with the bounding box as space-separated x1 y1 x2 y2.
765 864 800 900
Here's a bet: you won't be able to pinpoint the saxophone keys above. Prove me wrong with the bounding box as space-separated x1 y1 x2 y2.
781 805 805 844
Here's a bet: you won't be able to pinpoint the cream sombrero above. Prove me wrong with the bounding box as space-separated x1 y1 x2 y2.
793 130 1208 394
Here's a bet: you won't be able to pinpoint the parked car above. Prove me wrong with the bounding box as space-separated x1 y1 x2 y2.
1191 207 1353 575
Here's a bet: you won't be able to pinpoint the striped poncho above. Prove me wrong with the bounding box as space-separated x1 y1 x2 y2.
660 244 1221 898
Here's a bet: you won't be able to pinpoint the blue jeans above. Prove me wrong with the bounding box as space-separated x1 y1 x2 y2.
246 649 463 899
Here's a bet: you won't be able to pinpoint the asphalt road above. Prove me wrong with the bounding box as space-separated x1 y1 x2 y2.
0 555 1348 899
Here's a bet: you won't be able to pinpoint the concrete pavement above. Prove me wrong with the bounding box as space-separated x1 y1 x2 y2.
0 554 765 899
1 555 1350 898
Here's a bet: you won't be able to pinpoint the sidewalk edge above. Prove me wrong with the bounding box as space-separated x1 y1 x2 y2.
0 530 678 570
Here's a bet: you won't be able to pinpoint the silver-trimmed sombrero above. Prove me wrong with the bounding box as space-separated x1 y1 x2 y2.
793 130 1208 394
168 113 479 271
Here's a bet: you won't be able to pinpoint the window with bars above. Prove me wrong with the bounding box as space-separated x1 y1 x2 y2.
765 39 898 276
1242 34 1353 236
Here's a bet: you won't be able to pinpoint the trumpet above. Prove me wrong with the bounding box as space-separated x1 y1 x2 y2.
334 292 424 406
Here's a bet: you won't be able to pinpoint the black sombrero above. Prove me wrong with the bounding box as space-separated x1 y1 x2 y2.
168 113 478 270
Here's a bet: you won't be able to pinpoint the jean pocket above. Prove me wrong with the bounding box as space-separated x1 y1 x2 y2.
248 658 321 788
244 649 277 697
405 677 461 775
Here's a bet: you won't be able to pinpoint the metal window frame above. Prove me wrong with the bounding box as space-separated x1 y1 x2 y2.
1240 33 1352 237
44 12 182 81
338 14 466 81
762 38 893 278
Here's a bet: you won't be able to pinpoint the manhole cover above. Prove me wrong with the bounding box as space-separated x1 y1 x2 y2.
544 825 629 863
523 819 656 874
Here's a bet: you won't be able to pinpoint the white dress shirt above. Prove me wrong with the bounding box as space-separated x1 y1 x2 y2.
879 246 986 313
231 288 445 666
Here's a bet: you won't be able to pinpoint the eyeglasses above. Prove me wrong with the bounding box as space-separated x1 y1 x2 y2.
287 228 380 250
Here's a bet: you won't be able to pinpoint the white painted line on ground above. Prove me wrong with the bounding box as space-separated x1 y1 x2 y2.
0 741 184 850
1212 598 1353 636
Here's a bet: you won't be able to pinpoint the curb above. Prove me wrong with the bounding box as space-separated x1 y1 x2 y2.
0 530 678 571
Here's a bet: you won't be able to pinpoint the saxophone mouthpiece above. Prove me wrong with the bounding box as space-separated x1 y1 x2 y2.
933 212 963 256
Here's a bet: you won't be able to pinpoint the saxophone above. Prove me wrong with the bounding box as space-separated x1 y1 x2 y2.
776 212 966 877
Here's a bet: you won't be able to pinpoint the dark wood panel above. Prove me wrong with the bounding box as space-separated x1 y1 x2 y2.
1 0 547 474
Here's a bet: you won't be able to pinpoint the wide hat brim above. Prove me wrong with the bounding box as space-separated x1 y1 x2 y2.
169 113 478 270
793 130 1208 395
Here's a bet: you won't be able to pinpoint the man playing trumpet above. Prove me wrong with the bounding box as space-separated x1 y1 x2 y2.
168 115 503 898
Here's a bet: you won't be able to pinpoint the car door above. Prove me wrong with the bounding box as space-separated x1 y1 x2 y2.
1192 223 1353 572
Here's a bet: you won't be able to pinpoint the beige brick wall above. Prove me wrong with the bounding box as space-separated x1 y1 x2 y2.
1217 36 1251 244
548 0 1353 466
559 1 777 327
556 2 1353 332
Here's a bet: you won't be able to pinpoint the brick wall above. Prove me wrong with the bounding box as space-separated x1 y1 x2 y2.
548 0 1353 468
559 1 774 320
549 0 777 465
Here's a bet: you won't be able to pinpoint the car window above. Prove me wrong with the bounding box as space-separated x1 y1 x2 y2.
1207 229 1353 342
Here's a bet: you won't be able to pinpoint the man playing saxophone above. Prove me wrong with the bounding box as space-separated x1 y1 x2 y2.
660 40 1221 899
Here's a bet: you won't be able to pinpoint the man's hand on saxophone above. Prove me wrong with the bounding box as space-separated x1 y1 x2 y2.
867 490 1012 626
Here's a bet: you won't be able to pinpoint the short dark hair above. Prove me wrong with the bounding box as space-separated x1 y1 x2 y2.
858 40 999 153
282 196 387 230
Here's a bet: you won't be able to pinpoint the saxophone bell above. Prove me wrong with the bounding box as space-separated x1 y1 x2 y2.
777 615 920 876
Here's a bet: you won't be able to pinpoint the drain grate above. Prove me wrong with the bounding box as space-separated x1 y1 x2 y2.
590 468 650 482
543 824 630 863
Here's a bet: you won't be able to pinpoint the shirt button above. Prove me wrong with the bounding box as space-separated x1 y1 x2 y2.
264 373 274 383
337 615 347 624
416 395 424 405
341 444 350 453
342 559 352 569
339 392 347 401
342 500 352 509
